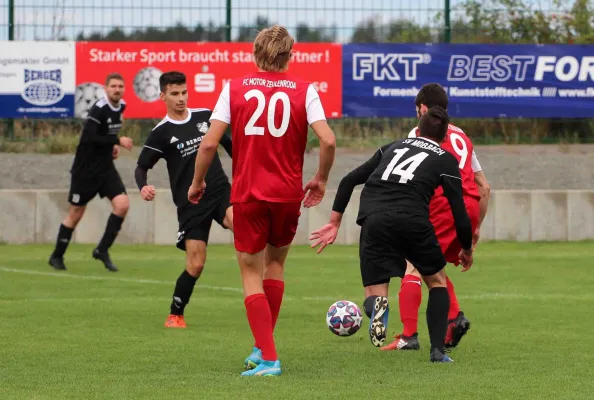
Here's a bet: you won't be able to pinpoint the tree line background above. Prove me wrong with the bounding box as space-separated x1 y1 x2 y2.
75 0 594 45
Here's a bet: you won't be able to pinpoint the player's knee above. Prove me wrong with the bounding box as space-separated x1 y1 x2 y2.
186 258 205 277
66 206 85 227
422 270 447 289
112 195 129 217
264 261 284 281
407 269 422 279
405 261 421 277
238 251 260 268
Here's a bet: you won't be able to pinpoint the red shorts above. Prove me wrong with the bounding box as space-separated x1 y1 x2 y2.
430 198 480 264
233 201 301 254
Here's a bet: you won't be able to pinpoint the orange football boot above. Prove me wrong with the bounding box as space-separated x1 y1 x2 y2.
380 333 420 351
164 314 187 328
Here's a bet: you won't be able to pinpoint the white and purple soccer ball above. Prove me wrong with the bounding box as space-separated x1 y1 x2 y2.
326 300 363 337
75 82 105 119
133 66 162 102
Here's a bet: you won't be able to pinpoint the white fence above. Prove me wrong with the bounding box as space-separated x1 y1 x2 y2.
0 189 593 245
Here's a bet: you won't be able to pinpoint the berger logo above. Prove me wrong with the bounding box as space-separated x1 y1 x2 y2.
197 122 209 133
22 69 65 106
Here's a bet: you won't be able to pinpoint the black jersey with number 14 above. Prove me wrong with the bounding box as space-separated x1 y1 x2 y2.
137 108 231 210
358 136 473 250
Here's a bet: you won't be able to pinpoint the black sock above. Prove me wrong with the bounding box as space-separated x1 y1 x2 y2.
426 287 450 354
97 213 124 253
170 270 199 316
363 296 377 318
52 224 74 258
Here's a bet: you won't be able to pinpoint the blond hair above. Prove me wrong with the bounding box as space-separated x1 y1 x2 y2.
253 25 294 72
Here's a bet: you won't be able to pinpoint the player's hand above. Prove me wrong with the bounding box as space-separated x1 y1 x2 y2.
188 181 206 204
458 249 474 272
472 227 481 251
140 185 156 201
303 177 326 208
112 145 120 160
309 222 339 254
119 136 133 151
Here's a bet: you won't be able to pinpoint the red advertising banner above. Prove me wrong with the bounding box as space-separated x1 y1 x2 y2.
75 42 342 119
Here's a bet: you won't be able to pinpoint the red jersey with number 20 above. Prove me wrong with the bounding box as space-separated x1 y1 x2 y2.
219 72 322 204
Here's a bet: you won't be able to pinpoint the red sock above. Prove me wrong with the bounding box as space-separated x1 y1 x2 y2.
446 275 460 321
244 293 277 361
263 279 284 331
399 274 422 337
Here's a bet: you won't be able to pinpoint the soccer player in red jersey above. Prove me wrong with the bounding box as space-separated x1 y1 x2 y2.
188 25 336 376
381 83 492 352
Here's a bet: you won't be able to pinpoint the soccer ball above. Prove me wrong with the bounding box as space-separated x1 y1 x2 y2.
326 300 363 337
75 82 105 118
133 66 162 102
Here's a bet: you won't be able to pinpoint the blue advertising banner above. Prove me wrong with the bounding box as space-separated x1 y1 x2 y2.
0 41 75 118
342 44 594 118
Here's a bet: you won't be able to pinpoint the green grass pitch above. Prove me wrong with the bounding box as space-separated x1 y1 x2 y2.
1 242 593 399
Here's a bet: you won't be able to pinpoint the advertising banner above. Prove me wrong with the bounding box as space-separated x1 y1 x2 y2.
343 44 594 118
0 41 76 118
75 42 342 119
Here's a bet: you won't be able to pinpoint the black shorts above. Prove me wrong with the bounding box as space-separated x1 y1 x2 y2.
68 169 126 206
176 186 231 251
359 210 446 287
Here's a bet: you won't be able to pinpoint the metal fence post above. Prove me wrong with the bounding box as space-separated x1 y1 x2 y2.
226 0 232 42
444 0 451 43
7 0 15 139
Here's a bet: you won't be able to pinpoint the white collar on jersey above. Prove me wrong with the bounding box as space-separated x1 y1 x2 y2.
416 136 439 147
103 95 122 112
165 109 192 125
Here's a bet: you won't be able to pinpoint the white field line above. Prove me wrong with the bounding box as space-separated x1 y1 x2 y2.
0 266 336 302
1 266 591 302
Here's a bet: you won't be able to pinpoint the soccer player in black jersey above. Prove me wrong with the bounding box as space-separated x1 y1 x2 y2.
49 73 134 272
135 71 233 328
310 107 474 363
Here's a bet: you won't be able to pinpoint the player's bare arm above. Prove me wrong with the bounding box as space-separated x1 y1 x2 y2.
188 120 228 204
310 120 336 182
303 120 336 208
310 148 385 253
440 157 474 271
474 171 491 223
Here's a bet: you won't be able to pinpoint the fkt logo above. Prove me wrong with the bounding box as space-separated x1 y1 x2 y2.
352 53 431 81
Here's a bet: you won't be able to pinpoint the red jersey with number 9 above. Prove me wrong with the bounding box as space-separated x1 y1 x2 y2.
227 72 311 204
438 124 480 202
411 124 480 205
